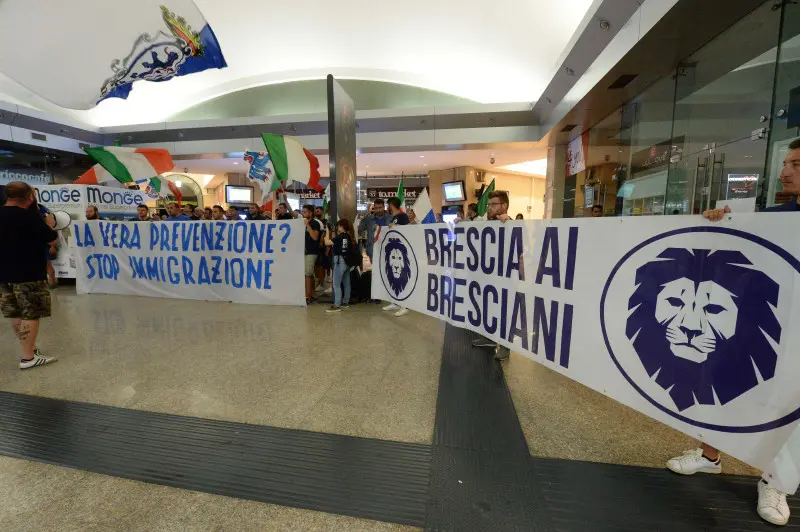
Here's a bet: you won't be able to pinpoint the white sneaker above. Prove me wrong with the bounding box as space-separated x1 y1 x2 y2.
394 308 409 317
20 350 57 370
758 480 790 526
665 449 722 475
383 303 399 311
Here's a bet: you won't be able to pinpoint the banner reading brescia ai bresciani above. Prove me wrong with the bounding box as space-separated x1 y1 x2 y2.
372 215 800 493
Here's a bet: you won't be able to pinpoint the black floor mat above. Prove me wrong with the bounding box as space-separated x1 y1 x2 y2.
0 391 431 526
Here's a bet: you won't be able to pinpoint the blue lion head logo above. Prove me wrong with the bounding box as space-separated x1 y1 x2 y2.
384 237 412 297
626 248 781 411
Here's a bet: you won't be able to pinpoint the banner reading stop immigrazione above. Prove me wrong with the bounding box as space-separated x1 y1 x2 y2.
72 220 305 306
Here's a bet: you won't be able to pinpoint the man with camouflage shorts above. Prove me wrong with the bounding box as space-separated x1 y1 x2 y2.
0 181 58 369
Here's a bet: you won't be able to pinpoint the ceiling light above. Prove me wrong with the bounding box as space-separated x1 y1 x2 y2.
498 159 547 176
175 180 182 188
420 155 425 158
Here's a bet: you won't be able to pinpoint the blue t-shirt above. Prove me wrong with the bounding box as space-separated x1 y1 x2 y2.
762 197 799 212
166 214 191 221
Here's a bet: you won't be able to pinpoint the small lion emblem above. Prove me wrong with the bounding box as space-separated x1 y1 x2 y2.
626 248 781 411
384 237 412 297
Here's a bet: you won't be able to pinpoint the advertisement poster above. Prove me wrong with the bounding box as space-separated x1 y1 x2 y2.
34 184 148 278
372 215 800 492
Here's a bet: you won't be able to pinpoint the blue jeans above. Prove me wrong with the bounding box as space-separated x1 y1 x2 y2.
333 256 351 307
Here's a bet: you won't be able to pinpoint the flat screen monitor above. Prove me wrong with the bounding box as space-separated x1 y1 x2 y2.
442 181 465 202
226 185 253 204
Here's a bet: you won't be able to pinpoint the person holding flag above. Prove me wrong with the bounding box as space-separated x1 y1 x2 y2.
469 182 512 360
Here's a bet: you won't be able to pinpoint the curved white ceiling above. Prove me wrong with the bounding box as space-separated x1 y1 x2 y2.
0 0 594 127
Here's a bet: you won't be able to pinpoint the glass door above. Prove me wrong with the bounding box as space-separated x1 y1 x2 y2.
666 1 781 213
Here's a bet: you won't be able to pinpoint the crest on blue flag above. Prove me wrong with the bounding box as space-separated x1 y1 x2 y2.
244 151 275 205
99 5 227 104
244 151 273 182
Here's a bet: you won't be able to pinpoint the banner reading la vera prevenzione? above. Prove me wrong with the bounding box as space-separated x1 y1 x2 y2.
372 215 800 493
73 220 305 306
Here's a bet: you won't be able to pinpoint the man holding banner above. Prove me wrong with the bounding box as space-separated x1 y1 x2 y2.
471 190 512 361
666 138 800 526
382 197 411 317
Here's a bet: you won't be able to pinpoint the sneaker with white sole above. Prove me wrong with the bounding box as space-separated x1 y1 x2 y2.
394 308 409 317
758 480 790 526
20 350 57 370
326 305 342 313
383 303 399 311
666 448 722 475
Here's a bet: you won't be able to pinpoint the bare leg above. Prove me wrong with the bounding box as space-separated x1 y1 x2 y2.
46 261 56 286
701 442 720 461
12 319 39 360
305 276 315 301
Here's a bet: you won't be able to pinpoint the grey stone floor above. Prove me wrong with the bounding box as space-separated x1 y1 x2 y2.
0 286 763 530
0 287 443 445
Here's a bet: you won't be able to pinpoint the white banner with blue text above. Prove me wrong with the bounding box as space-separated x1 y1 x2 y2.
73 220 305 306
372 215 800 492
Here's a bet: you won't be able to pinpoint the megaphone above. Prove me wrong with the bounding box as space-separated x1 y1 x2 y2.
52 210 72 231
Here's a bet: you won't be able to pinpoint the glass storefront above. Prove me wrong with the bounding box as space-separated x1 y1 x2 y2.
558 0 800 217
0 140 92 186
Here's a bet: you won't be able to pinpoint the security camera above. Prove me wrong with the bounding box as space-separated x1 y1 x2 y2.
489 157 495 165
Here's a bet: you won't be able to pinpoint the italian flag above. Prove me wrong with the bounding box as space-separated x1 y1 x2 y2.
75 146 174 186
261 134 323 192
75 164 122 188
395 179 405 207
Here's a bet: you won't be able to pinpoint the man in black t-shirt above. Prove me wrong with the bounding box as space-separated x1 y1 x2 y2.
247 203 266 221
382 197 411 317
276 202 294 220
0 182 58 369
387 197 410 226
302 204 323 304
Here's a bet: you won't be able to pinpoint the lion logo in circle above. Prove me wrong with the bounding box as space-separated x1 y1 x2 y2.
626 248 781 411
384 236 412 297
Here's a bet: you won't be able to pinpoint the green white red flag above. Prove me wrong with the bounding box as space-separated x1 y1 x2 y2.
76 147 174 186
260 134 323 192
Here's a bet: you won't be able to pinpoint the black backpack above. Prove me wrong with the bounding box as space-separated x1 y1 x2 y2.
345 244 362 268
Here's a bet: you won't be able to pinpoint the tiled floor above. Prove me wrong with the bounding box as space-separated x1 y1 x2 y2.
0 287 443 444
0 287 768 530
0 456 416 532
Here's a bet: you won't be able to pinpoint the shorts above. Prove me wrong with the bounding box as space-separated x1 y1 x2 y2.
0 281 51 320
304 255 317 277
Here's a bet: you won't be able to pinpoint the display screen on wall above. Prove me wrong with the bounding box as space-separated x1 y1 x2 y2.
726 174 759 199
225 185 253 204
442 181 466 201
